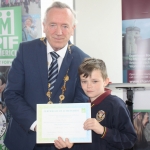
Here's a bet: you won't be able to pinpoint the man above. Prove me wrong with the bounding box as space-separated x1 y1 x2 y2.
4 2 89 150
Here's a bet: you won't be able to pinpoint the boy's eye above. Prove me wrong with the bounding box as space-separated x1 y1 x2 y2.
81 81 86 83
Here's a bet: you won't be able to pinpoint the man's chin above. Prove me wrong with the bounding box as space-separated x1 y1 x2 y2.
53 44 65 51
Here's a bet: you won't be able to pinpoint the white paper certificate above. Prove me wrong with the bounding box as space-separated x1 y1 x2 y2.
36 103 91 143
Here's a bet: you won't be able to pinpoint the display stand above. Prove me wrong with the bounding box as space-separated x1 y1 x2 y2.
106 83 150 150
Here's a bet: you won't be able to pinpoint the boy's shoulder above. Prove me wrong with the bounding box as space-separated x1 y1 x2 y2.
104 94 126 107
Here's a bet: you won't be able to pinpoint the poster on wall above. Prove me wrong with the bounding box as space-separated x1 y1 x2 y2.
122 19 150 84
122 0 150 149
0 6 22 66
0 1 42 42
21 0 41 42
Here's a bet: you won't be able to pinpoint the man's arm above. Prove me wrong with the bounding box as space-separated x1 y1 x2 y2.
4 44 36 132
73 76 88 103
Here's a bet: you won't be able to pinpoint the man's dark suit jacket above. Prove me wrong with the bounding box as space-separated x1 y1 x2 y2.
4 38 89 150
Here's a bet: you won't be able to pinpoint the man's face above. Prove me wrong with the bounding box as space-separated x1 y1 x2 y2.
142 113 149 128
43 8 75 51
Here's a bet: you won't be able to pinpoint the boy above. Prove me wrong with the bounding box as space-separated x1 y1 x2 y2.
78 58 137 150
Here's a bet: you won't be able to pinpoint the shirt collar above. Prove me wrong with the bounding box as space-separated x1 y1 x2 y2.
90 89 111 107
47 41 68 59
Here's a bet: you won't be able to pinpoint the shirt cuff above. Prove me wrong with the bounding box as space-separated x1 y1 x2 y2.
30 120 37 131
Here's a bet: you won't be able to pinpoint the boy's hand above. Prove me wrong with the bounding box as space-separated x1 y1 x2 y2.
54 137 74 149
83 118 104 135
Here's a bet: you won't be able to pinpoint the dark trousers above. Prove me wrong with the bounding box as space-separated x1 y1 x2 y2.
33 144 56 150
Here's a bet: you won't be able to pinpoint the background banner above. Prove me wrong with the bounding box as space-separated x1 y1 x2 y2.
122 0 150 149
0 6 22 150
0 6 22 66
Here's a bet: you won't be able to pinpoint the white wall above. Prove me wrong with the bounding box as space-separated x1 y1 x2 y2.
41 0 123 97
75 0 123 97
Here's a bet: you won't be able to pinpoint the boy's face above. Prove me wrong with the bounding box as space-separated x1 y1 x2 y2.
80 69 109 102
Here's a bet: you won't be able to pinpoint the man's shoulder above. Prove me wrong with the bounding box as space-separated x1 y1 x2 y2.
71 44 84 52
21 38 42 45
18 38 46 55
71 44 89 58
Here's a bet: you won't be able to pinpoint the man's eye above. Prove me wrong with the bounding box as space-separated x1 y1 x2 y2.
62 25 68 29
50 24 56 27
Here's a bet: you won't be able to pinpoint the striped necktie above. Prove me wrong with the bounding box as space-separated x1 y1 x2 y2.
48 51 59 92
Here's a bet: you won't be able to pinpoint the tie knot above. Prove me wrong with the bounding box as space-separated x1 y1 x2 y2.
50 52 59 60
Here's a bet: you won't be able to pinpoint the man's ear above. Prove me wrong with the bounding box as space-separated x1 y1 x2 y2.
71 25 76 36
43 22 46 33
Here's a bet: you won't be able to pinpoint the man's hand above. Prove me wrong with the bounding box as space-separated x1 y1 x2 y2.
34 126 37 132
54 137 73 149
83 118 104 134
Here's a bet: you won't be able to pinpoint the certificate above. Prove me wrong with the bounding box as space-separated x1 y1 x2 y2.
36 103 91 143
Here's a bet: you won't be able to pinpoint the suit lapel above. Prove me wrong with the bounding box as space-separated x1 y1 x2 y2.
36 38 48 98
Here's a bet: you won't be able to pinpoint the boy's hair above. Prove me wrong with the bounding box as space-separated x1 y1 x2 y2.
78 58 108 80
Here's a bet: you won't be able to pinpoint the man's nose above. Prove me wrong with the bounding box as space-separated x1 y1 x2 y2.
56 26 62 35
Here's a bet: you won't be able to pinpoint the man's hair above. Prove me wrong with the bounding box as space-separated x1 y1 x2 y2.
43 1 77 25
78 58 108 80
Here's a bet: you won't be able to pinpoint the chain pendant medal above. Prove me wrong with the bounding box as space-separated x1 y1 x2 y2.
59 74 69 103
46 84 53 104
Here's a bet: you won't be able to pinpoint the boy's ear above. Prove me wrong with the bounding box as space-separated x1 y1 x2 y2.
104 78 110 87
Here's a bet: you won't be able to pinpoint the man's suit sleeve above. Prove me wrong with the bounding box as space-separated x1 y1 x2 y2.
4 43 36 132
73 75 88 103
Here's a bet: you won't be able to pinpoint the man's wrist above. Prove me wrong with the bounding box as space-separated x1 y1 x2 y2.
34 126 36 132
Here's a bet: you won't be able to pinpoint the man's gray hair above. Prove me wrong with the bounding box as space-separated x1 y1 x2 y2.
43 1 77 26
